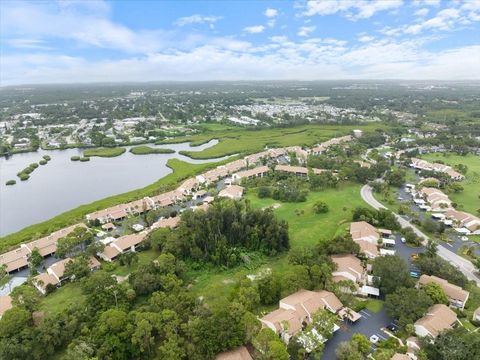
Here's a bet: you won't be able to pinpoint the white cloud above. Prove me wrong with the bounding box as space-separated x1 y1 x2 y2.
265 8 278 18
5 38 52 50
298 26 316 37
358 35 375 42
304 0 404 20
414 8 429 17
175 14 222 27
244 25 265 34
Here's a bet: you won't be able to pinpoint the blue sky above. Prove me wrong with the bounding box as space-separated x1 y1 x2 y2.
1 0 479 85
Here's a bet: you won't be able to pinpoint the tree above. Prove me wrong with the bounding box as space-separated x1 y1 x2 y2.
335 341 364 360
10 284 41 312
351 334 371 356
414 255 467 288
132 318 155 356
0 264 10 292
422 282 449 305
64 257 91 280
253 328 288 360
425 239 438 258
385 168 406 187
28 248 43 273
422 327 480 360
372 255 414 294
385 287 433 328
313 201 329 214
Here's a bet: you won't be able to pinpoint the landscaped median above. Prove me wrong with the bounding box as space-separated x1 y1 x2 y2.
0 157 237 253
129 145 175 155
83 147 126 158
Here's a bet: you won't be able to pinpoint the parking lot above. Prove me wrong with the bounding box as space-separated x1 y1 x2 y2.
322 307 393 359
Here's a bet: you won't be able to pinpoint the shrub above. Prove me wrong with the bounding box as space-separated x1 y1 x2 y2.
39 160 47 165
5 179 16 186
313 201 329 214
71 156 80 161
42 155 51 161
258 186 271 198
79 157 90 162
18 173 30 181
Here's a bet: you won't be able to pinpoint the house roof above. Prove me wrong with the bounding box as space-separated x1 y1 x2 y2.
0 296 13 317
218 185 244 199
113 233 147 252
100 245 121 260
261 307 303 335
418 274 469 303
216 346 252 360
33 272 59 289
414 304 457 337
275 164 308 175
391 354 410 360
350 221 379 242
331 254 364 279
234 166 270 179
357 240 379 257
151 216 180 229
0 246 30 272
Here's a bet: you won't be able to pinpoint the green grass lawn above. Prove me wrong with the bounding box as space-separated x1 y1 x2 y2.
129 146 175 155
190 183 364 305
420 153 480 214
364 299 384 313
160 123 384 159
245 183 363 247
83 147 126 157
39 282 85 314
110 249 161 276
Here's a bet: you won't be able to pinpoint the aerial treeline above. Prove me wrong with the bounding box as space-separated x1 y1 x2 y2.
150 200 289 267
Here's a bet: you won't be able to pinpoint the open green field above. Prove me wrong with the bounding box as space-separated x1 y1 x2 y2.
190 183 363 305
83 147 126 157
159 123 384 159
0 158 236 253
245 183 363 247
420 153 480 214
39 282 85 314
129 145 175 155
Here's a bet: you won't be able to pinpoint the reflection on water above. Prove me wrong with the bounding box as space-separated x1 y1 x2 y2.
0 140 226 236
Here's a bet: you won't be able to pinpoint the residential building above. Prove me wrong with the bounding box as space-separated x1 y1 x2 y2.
215 346 252 360
0 296 12 319
419 188 452 211
418 275 470 310
350 222 380 258
410 158 464 181
0 224 86 273
98 232 148 262
444 209 480 234
232 166 270 183
260 289 343 343
391 354 410 360
414 304 457 338
275 164 309 176
33 257 101 294
331 254 365 284
150 216 180 230
218 185 244 200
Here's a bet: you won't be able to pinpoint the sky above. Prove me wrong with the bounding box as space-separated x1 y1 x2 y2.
1 0 480 85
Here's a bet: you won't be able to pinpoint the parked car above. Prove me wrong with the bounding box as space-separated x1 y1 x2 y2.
460 236 469 241
401 237 406 243
369 335 379 344
410 271 420 278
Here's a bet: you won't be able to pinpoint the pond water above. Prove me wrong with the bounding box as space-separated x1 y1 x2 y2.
0 140 226 236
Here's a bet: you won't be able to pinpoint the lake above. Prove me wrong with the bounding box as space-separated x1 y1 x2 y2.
0 140 226 236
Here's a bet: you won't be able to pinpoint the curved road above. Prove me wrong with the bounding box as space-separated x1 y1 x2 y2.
361 184 480 286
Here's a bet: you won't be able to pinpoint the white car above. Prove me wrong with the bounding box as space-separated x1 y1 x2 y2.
401 237 406 243
460 236 469 241
369 335 380 344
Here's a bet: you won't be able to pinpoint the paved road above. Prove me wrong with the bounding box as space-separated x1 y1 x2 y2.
361 184 480 286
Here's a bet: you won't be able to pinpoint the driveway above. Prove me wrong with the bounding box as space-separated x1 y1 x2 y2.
361 184 480 286
322 307 393 359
